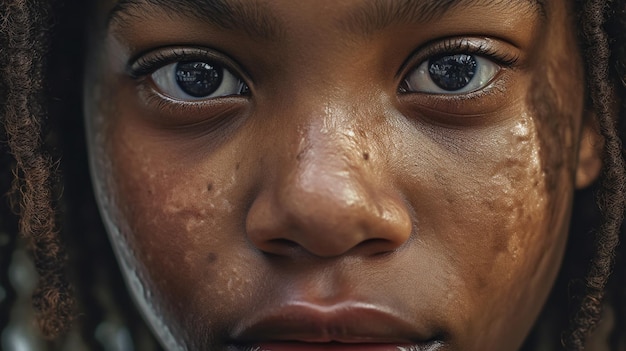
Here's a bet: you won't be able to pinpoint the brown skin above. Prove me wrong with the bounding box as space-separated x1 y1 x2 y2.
84 0 603 350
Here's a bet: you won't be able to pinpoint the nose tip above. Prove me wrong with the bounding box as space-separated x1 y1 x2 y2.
245 170 413 258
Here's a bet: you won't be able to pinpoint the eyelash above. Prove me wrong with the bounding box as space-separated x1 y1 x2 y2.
425 38 518 66
128 47 249 83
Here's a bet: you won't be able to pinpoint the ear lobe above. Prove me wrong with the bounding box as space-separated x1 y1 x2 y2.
575 120 603 189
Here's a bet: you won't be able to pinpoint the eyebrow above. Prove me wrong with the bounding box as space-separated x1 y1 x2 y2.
108 0 545 40
108 0 285 40
342 0 545 36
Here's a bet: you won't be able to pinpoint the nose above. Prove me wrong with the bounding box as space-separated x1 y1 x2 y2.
246 125 413 258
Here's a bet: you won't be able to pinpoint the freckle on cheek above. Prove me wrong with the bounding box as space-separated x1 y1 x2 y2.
206 252 218 264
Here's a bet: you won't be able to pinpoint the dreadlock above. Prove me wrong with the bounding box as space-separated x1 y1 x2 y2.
0 0 73 339
1 0 626 349
561 0 626 349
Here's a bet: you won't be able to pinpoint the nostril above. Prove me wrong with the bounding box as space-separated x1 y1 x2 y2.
269 238 300 248
260 237 406 258
260 238 301 256
354 238 405 256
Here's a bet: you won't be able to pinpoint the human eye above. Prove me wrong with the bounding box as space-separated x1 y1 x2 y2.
129 48 250 102
151 61 248 100
402 54 498 94
399 39 518 96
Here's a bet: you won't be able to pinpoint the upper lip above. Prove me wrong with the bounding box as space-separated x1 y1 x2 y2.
229 300 440 344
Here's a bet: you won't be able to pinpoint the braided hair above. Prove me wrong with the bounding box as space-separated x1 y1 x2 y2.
0 0 625 349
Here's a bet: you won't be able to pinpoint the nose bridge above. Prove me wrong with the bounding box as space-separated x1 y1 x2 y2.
280 97 375 212
284 115 371 222
245 99 413 258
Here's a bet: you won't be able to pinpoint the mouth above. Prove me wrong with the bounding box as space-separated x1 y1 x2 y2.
238 342 444 351
228 301 445 351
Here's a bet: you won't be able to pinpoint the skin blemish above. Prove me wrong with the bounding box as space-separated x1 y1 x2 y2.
363 152 370 160
206 252 218 264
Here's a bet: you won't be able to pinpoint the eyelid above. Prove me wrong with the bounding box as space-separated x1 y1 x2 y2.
127 47 253 86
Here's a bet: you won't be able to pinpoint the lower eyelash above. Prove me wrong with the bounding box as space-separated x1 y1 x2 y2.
135 79 206 116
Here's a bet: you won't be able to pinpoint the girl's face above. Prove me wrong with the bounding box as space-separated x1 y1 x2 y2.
84 0 602 350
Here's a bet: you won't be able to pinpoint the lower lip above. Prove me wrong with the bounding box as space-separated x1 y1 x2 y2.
245 342 442 351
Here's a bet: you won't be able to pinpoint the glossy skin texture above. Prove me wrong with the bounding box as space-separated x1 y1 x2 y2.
84 0 602 350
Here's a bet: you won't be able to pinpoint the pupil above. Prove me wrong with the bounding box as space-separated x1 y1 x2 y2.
428 54 477 91
175 62 223 97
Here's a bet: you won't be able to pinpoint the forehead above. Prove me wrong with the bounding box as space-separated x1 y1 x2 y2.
104 0 546 38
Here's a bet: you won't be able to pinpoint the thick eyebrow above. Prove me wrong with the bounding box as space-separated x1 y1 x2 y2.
342 0 546 36
107 0 285 40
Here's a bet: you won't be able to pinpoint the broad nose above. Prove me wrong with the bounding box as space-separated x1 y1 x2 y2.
246 122 413 258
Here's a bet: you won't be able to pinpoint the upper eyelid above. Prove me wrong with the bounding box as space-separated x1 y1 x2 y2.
396 37 520 80
127 47 253 84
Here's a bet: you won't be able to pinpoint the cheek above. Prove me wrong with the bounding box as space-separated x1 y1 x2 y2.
90 129 263 348
86 89 264 348
126 141 247 267
442 74 582 350
454 119 570 348
444 120 558 279
393 97 576 349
